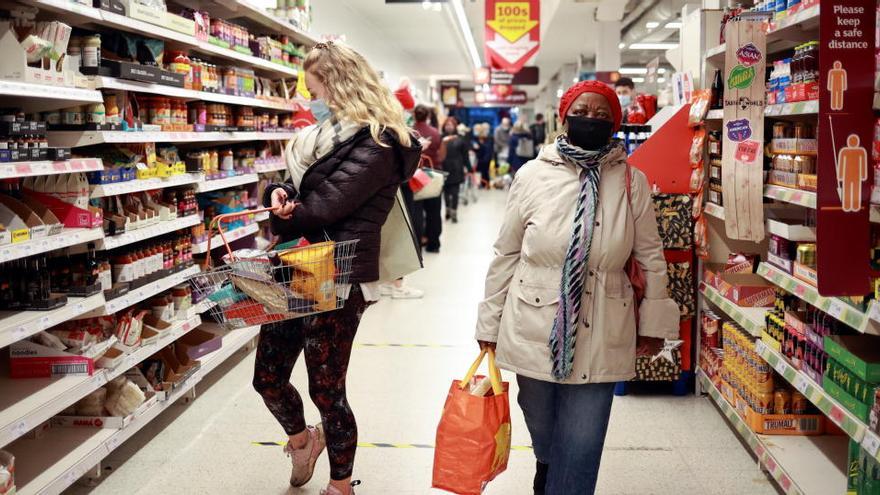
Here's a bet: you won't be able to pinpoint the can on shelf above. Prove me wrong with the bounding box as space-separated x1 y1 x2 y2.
774 388 791 415
791 391 808 414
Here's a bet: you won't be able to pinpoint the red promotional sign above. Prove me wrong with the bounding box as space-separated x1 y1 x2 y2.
475 90 528 105
484 0 540 74
817 0 874 295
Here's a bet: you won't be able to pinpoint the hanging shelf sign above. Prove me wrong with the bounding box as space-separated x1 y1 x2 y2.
484 0 540 74
817 0 874 295
722 16 768 242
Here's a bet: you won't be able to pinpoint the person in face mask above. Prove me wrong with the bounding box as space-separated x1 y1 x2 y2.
261 41 422 495
614 77 636 123
474 80 679 495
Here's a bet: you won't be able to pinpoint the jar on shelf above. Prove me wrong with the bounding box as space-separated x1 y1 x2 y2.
220 149 234 171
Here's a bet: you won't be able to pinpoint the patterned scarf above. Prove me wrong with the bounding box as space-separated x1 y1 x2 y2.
284 117 364 189
549 136 626 380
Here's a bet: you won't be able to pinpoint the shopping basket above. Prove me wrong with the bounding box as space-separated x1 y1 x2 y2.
188 206 359 329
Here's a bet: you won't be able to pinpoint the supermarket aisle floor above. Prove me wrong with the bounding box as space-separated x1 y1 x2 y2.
67 190 777 495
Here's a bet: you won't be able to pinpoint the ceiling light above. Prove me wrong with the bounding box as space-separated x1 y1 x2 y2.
422 1 431 10
619 67 648 74
433 2 442 12
658 77 666 83
629 42 679 50
665 21 682 29
572 77 579 83
618 42 626 49
631 77 645 83
657 68 667 74
645 21 660 29
451 0 481 69
556 88 564 98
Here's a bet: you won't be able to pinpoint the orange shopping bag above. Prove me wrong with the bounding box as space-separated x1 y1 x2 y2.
432 348 511 495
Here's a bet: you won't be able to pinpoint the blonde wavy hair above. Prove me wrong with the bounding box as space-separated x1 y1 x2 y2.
305 41 412 147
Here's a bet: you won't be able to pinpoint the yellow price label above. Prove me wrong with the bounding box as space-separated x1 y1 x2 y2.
487 2 538 43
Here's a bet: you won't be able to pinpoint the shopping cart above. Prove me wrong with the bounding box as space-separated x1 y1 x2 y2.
188 207 359 329
460 172 479 206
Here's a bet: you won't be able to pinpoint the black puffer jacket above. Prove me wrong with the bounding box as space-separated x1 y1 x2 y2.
263 127 421 283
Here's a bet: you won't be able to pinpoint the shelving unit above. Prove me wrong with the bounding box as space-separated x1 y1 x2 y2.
764 185 817 209
193 173 259 194
6 323 258 495
698 370 848 495
92 77 301 113
704 100 819 120
699 282 767 337
48 130 295 148
0 0 299 490
90 173 200 198
757 263 879 335
0 292 106 350
192 223 260 254
99 215 202 250
0 158 103 179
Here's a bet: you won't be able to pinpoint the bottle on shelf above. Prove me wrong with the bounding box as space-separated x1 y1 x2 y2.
710 69 724 109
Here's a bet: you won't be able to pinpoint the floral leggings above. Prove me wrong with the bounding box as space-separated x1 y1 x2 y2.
252 288 367 480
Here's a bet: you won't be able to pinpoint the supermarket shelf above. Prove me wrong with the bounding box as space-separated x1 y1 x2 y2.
99 214 201 251
0 158 103 179
764 100 819 118
31 0 298 79
755 340 872 445
103 315 202 385
0 292 105 350
704 4 820 66
700 101 818 120
764 185 817 209
194 173 259 193
699 282 767 337
192 222 260 254
92 77 300 112
193 299 217 315
254 159 287 174
212 0 318 45
704 202 725 220
757 263 880 335
765 218 816 242
698 369 848 495
0 80 103 113
254 211 269 222
8 323 258 495
90 174 200 198
81 265 200 317
48 130 296 148
0 228 104 264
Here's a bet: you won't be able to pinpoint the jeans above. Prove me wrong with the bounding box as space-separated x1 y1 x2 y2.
517 375 615 495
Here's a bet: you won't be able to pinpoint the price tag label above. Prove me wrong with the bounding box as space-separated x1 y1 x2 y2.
794 284 806 297
76 302 85 312
107 435 121 450
14 163 32 174
754 340 766 354
793 374 809 394
777 360 790 377
12 420 28 437
827 300 845 319
864 432 880 458
830 405 845 423
39 315 51 329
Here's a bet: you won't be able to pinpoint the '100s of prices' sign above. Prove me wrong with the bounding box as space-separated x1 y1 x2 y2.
484 0 540 74
817 1 874 295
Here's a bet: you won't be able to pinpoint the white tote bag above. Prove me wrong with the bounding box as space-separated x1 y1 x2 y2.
378 189 423 282
413 169 447 201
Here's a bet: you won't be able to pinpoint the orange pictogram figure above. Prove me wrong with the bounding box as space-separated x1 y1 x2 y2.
828 61 847 111
837 134 867 212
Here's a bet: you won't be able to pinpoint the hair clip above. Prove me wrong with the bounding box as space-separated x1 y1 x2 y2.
314 40 335 50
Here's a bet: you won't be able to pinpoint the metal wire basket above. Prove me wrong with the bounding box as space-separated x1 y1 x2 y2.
188 207 359 329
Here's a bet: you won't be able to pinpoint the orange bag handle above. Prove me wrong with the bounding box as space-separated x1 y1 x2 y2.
203 206 279 268
459 348 504 396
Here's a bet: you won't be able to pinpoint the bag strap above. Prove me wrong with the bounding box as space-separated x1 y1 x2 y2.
460 348 504 396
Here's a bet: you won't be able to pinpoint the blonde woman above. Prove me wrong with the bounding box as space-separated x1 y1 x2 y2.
256 41 421 495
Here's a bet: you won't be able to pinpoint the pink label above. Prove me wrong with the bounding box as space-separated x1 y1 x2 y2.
735 140 761 163
736 43 763 67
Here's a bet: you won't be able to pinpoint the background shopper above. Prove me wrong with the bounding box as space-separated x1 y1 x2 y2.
440 116 471 223
614 77 636 124
474 123 494 186
260 40 421 495
493 117 512 167
507 120 535 174
530 113 547 148
474 80 679 495
413 104 445 253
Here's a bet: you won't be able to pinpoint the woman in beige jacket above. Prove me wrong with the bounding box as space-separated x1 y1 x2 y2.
475 81 679 495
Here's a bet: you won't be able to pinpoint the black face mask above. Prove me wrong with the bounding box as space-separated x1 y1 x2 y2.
566 116 613 151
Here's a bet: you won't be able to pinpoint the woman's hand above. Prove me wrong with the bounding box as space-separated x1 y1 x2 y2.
270 188 296 220
477 340 497 351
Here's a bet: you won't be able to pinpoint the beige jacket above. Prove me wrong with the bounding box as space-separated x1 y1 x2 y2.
475 143 680 384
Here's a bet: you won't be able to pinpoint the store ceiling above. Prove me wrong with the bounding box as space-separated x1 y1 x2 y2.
308 0 683 100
